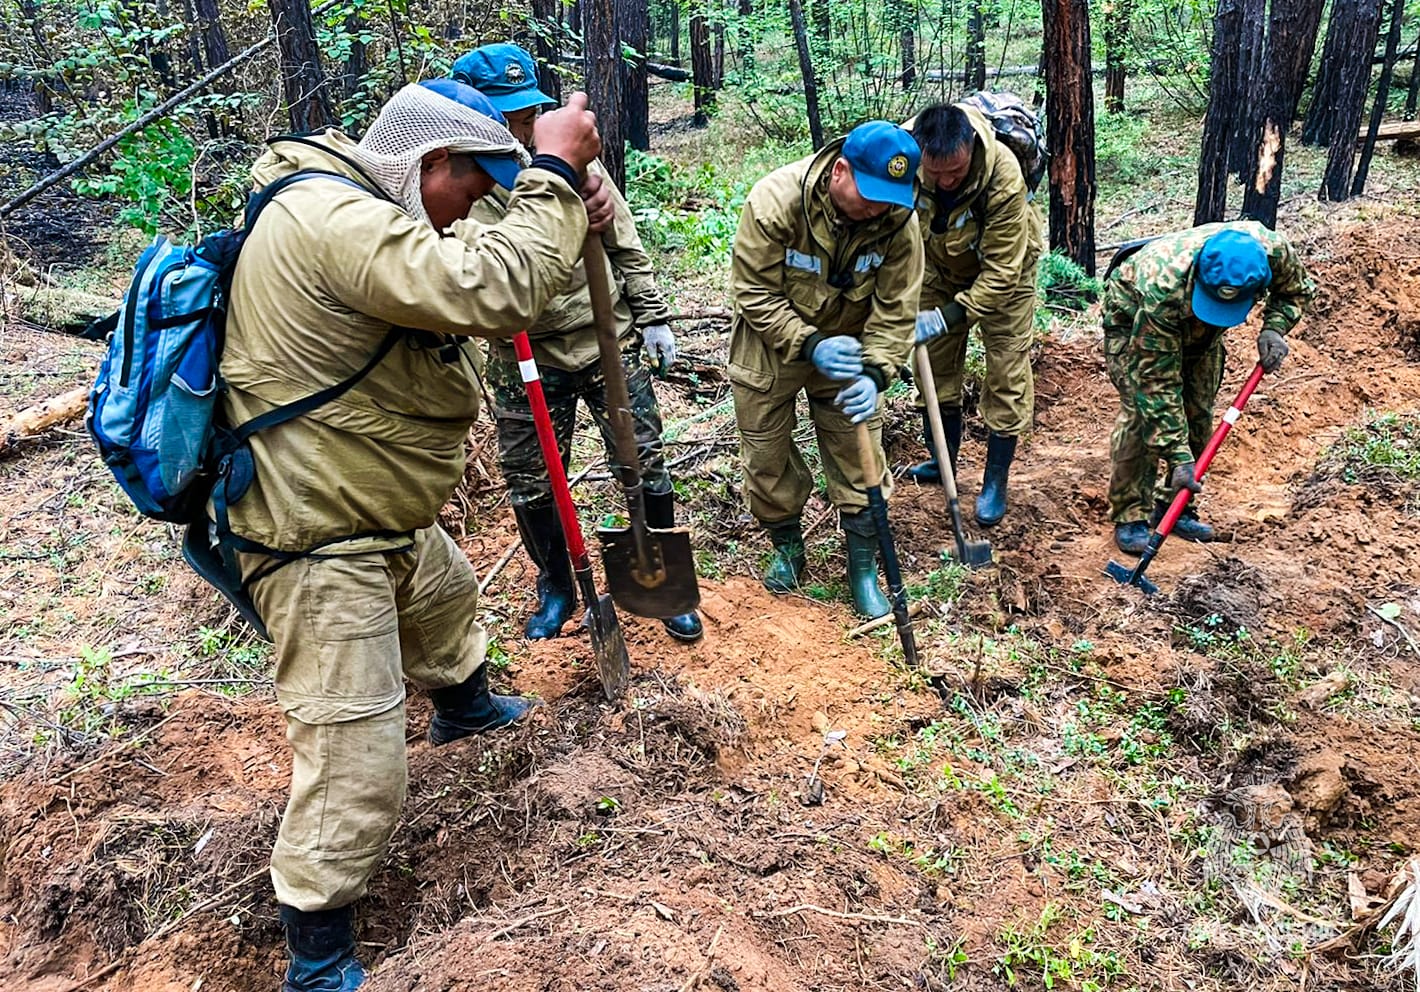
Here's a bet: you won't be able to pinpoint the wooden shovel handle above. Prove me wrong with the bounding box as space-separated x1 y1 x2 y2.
584 234 641 484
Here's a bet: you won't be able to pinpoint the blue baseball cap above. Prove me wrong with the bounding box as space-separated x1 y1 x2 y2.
1193 229 1272 327
841 121 920 211
417 78 522 190
451 43 557 114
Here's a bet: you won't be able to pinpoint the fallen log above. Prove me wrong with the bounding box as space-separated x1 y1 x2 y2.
1357 120 1420 142
0 386 87 459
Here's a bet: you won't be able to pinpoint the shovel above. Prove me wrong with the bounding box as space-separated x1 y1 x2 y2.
913 344 993 568
514 330 631 701
1105 362 1266 596
583 234 701 619
854 421 919 666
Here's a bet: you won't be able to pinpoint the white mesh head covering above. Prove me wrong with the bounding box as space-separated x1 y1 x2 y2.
352 83 530 224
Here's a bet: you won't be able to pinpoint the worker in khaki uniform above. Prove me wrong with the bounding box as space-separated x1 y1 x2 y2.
1104 222 1313 554
453 43 701 643
204 82 608 991
903 102 1043 526
729 121 923 619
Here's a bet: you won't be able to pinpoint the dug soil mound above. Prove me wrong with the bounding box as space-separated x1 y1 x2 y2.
4 218 1420 991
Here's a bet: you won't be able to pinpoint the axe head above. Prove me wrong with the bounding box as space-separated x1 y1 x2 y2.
1104 560 1159 597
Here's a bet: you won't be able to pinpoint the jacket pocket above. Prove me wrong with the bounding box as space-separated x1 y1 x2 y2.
726 325 775 393
783 267 828 317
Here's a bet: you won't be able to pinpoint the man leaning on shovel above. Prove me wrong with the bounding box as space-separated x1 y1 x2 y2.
728 121 924 619
452 42 702 642
1103 221 1314 555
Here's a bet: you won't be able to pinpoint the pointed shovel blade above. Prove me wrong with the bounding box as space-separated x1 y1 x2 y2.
587 591 630 701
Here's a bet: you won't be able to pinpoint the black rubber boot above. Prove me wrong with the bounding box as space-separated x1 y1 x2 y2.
1114 521 1149 556
427 664 537 745
905 406 962 484
1150 500 1215 543
762 518 807 593
513 503 576 640
281 904 366 992
644 489 704 642
841 510 890 619
974 432 1018 527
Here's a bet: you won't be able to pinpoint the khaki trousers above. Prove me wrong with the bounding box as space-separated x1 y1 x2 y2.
244 525 486 911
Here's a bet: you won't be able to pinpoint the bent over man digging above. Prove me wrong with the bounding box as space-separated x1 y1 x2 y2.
728 120 923 618
1104 221 1314 555
203 82 607 990
453 42 701 643
903 101 1043 526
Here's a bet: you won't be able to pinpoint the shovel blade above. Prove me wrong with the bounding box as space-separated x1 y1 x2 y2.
1104 559 1158 596
597 525 700 619
955 539 995 569
587 591 630 701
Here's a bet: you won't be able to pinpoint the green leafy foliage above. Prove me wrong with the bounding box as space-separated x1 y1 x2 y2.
73 112 194 234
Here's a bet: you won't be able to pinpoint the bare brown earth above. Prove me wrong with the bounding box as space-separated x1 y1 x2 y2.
2 218 1420 991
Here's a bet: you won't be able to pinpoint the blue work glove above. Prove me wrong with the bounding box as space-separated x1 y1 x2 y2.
915 309 947 345
835 374 879 423
810 335 864 380
642 323 676 377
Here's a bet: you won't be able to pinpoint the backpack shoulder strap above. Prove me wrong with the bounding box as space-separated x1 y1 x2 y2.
266 133 399 205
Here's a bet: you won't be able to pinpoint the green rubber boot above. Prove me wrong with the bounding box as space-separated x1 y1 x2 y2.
762 519 807 593
842 511 890 619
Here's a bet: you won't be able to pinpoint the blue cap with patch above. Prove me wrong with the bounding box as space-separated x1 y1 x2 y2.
1192 229 1272 328
451 43 557 114
841 121 920 211
417 78 522 190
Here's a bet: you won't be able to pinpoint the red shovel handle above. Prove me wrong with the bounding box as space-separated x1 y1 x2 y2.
513 332 591 567
1156 362 1266 537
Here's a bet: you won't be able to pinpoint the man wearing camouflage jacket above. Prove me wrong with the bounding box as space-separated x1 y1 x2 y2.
729 121 923 619
1103 221 1314 554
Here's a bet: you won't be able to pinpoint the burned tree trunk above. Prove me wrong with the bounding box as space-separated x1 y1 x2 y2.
1319 0 1383 199
270 0 334 132
894 0 917 91
340 8 367 100
966 0 987 93
690 11 715 126
1352 0 1405 195
671 0 681 61
1301 0 1353 145
788 0 825 149
1194 0 1243 224
1406 42 1420 119
620 0 650 151
584 0 627 188
1042 0 1097 274
1228 0 1267 178
713 15 726 87
1240 0 1326 226
531 0 564 104
1102 0 1131 113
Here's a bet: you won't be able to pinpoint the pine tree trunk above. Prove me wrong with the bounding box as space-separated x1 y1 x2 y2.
788 0 825 149
966 0 987 93
1042 0 1097 274
671 0 681 61
1319 0 1383 199
621 0 650 151
1301 0 1350 144
901 26 917 90
1228 0 1267 178
585 0 627 189
713 14 726 87
1406 43 1420 119
1102 0 1130 113
531 0 564 103
1194 0 1243 224
341 9 367 100
1352 0 1405 195
690 12 715 126
1240 0 1326 227
270 0 335 132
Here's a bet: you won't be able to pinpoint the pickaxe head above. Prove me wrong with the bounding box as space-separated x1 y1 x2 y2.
1104 560 1159 596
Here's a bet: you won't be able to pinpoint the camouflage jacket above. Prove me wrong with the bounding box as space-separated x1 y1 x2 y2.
1102 220 1314 466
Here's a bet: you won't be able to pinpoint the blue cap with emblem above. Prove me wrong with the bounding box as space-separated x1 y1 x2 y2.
416 78 523 190
451 43 557 114
1192 229 1272 328
841 120 921 211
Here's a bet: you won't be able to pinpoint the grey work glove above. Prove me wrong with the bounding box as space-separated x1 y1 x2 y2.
810 335 864 381
1169 461 1203 495
834 374 879 423
642 323 675 377
915 301 968 345
1257 329 1288 374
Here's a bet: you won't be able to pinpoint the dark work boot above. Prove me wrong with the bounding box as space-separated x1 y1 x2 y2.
841 510 890 619
427 664 537 745
281 904 366 992
905 406 963 484
974 432 1018 527
513 503 576 640
1114 521 1150 556
762 518 807 593
1150 500 1215 543
644 489 703 642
